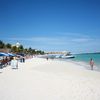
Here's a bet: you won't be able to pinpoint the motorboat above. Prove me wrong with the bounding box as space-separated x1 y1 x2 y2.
55 55 62 58
61 55 75 59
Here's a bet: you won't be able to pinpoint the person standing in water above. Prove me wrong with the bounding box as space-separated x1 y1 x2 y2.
90 58 94 70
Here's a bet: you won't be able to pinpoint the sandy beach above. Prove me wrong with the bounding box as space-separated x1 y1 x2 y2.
0 58 100 100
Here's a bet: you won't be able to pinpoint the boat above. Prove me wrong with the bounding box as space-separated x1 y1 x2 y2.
61 55 75 59
55 55 62 58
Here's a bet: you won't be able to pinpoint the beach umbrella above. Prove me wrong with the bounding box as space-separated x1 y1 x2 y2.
7 53 16 57
0 52 9 56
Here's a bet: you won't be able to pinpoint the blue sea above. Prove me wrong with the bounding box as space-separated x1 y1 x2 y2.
71 53 100 71
44 53 100 71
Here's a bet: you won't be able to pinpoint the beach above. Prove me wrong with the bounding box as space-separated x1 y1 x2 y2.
0 58 100 100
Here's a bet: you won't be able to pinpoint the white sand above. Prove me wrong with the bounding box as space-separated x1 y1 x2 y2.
0 58 100 100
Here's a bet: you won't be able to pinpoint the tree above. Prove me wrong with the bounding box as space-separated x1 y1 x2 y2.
23 48 28 54
36 50 44 54
11 46 17 53
40 51 45 55
0 40 5 48
6 43 11 49
28 47 33 54
0 40 45 55
18 45 24 53
32 49 36 54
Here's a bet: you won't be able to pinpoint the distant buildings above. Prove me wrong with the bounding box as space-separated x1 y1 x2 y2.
46 51 71 55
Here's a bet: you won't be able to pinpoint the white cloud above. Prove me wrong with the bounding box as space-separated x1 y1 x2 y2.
1 32 100 53
71 38 91 42
6 36 95 45
7 37 67 45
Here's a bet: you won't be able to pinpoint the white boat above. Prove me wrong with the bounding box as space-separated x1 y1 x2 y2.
61 55 75 59
55 55 62 58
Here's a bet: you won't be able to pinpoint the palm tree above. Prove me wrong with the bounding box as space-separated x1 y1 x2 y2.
11 46 17 53
0 40 45 55
23 48 28 54
28 47 33 55
6 43 11 49
31 49 36 54
0 40 5 48
18 45 24 53
36 50 44 55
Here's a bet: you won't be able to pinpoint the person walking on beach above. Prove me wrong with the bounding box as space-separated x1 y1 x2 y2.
90 58 94 70
11 57 18 69
46 57 48 61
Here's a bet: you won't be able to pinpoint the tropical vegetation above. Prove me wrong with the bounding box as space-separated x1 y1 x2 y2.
0 40 45 55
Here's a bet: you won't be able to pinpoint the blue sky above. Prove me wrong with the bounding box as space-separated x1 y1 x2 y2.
0 0 100 53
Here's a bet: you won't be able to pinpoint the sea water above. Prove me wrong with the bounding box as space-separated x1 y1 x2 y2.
72 53 100 71
46 53 100 71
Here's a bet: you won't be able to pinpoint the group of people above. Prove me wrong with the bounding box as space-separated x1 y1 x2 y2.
0 56 18 70
0 56 95 71
0 56 26 70
11 56 25 69
0 57 13 69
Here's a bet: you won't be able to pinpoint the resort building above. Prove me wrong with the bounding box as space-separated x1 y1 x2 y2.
46 51 71 55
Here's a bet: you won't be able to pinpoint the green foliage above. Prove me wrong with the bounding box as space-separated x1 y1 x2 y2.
18 45 24 53
6 43 11 49
0 40 45 55
31 49 36 54
11 46 17 53
23 48 28 54
28 47 33 55
0 40 5 48
36 50 45 55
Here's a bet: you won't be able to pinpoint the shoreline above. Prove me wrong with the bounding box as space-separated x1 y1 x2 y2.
0 58 100 100
51 58 99 72
67 59 99 71
32 58 100 79
70 60 99 72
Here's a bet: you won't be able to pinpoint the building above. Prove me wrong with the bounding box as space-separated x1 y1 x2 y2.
46 51 71 55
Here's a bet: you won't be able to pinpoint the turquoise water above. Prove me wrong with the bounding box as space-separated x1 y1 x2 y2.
47 53 100 71
72 53 100 70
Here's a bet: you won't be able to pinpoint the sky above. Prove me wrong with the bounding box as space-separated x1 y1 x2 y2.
0 0 100 53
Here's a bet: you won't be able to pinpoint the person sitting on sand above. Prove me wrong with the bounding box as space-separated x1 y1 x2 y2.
89 58 94 70
11 57 18 69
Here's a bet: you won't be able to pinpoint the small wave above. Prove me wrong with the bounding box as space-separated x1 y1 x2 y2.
56 58 100 72
70 59 100 72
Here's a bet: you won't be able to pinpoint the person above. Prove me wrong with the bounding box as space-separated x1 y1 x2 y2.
46 57 48 61
0 59 3 69
22 56 25 63
89 58 94 70
11 57 18 69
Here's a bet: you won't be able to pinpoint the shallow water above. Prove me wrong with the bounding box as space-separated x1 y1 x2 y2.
44 53 100 71
71 53 100 71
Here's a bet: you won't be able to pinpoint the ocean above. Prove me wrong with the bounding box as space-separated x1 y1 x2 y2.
72 53 100 71
43 53 100 71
